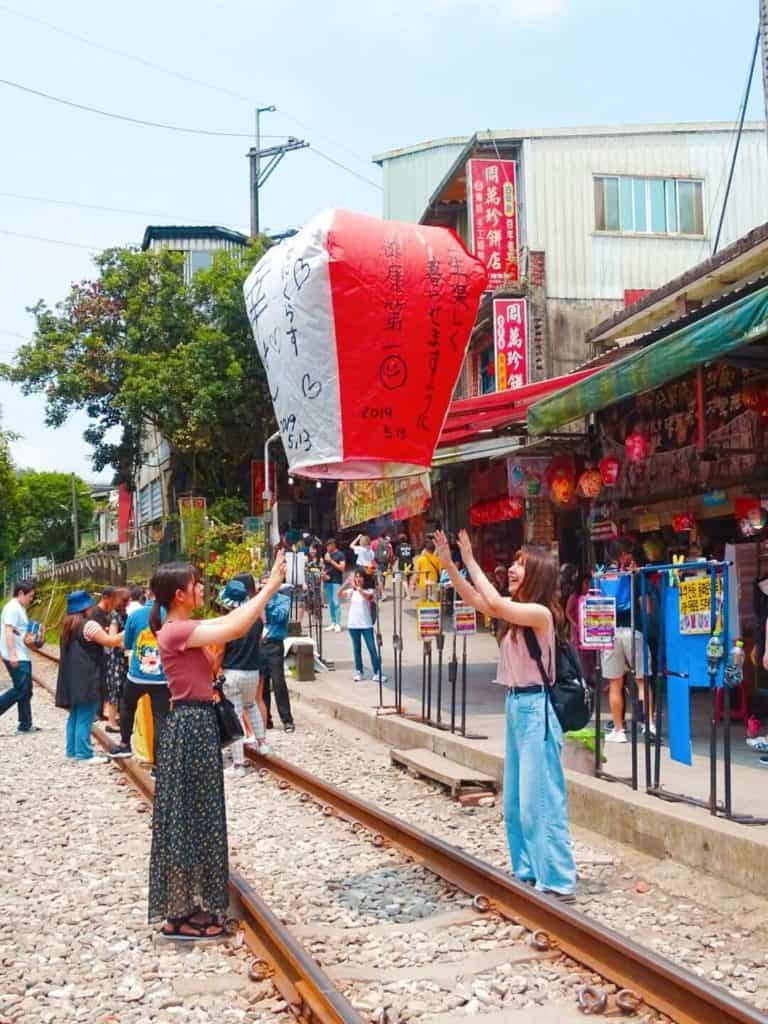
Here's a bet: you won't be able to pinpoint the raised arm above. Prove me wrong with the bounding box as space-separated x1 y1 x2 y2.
433 531 496 618
84 623 124 649
185 552 286 648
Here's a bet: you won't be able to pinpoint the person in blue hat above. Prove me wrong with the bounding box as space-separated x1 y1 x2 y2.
55 590 125 763
217 577 269 776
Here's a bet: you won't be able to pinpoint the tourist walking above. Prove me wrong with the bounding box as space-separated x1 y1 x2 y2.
412 539 441 598
148 553 285 939
260 587 296 732
55 590 125 763
323 538 346 632
340 569 386 683
434 529 576 899
108 588 170 761
0 581 43 734
219 577 269 776
104 587 130 733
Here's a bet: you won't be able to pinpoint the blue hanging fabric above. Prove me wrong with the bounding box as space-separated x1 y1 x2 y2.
594 573 631 612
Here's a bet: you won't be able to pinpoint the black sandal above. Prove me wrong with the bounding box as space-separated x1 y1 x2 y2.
161 918 224 940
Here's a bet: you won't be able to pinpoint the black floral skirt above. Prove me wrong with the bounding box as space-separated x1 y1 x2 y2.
148 703 229 923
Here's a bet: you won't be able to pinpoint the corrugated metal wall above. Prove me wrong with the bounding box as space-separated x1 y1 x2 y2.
381 141 467 222
523 128 768 301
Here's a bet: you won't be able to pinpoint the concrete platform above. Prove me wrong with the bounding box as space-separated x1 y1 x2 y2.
286 601 768 892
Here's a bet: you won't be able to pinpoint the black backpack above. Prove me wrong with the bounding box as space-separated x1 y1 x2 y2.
523 627 592 736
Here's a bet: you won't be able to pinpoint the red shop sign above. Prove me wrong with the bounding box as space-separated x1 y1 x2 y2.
493 298 528 391
470 496 525 525
466 158 519 289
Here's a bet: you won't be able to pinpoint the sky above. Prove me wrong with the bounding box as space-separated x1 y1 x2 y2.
0 0 764 482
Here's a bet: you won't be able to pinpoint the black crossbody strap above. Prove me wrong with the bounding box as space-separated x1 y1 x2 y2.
522 627 551 738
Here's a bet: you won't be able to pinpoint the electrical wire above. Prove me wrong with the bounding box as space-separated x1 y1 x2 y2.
0 0 375 169
0 228 103 250
0 76 265 138
308 146 383 190
0 191 248 231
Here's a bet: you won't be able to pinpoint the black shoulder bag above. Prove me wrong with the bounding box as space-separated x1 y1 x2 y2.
523 627 592 737
213 677 245 750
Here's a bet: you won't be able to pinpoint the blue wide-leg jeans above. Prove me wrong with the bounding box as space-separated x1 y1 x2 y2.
503 688 576 895
65 701 99 760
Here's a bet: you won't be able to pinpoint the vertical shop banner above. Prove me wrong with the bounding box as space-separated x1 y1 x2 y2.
493 298 528 392
466 158 519 289
250 460 277 515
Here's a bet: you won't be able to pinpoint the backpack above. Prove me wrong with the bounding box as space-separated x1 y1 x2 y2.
523 627 592 736
374 542 391 568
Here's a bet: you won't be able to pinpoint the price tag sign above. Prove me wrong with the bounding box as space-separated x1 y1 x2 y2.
679 576 722 635
580 594 616 649
453 600 477 636
416 601 441 639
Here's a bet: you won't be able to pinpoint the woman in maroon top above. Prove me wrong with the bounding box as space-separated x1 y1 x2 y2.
147 553 286 939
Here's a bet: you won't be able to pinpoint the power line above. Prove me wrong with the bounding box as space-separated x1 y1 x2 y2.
0 76 273 139
0 228 102 250
0 190 248 231
0 0 375 170
309 146 383 190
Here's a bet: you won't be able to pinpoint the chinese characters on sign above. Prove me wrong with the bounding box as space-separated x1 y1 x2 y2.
466 158 519 289
679 576 723 635
493 298 528 392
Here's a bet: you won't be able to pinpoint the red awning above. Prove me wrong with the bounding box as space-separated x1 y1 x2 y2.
438 369 598 447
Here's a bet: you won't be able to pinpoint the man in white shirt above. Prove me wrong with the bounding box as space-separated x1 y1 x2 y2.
0 581 42 733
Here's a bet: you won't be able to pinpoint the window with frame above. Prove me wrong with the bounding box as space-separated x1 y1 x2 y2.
149 479 163 521
188 249 213 275
594 175 704 236
138 485 150 523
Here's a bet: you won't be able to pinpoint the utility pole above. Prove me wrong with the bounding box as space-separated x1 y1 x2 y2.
761 0 768 142
247 105 308 237
70 473 80 557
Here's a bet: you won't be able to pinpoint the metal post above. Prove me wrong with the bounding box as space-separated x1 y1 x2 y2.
263 430 280 563
640 571 652 792
449 631 457 733
460 635 468 736
629 571 638 792
722 564 732 819
70 473 80 557
708 566 718 817
762 0 768 146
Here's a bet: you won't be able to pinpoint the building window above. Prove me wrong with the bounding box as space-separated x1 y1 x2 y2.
150 479 163 521
188 250 212 275
138 485 150 523
594 176 704 236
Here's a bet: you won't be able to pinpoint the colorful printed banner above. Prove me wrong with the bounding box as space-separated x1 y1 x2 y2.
579 594 616 649
416 601 442 639
679 576 723 635
493 298 528 392
466 158 519 289
453 600 477 635
336 473 431 529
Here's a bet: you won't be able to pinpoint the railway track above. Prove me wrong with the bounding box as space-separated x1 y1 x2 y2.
30 647 766 1024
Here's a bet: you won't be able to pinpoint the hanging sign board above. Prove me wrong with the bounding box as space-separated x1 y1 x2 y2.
466 158 519 288
679 575 722 635
453 600 477 635
493 298 528 391
416 601 442 639
243 208 487 480
579 593 616 649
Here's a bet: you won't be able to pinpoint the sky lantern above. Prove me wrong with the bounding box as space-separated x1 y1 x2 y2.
243 209 487 479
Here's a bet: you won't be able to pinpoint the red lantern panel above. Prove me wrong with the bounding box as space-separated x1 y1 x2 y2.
577 468 603 499
599 456 620 486
625 431 650 463
469 496 524 526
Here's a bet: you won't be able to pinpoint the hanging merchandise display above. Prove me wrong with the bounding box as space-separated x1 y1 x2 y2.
671 511 697 534
469 496 524 525
243 208 487 480
742 379 768 416
416 601 442 639
547 457 576 507
453 600 477 635
625 430 650 463
735 497 767 536
579 592 616 649
577 467 603 499
599 455 621 486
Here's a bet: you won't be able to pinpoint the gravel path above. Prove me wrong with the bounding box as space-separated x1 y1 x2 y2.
0 658 289 1024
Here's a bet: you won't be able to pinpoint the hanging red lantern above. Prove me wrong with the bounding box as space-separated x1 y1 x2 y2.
671 511 696 534
742 380 768 416
550 469 575 506
599 455 620 486
577 467 603 499
625 431 650 463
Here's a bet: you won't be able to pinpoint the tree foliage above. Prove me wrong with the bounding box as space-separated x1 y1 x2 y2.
4 240 272 504
15 470 94 562
0 431 19 563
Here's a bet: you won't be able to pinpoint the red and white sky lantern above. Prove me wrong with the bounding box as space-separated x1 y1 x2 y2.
243 209 487 479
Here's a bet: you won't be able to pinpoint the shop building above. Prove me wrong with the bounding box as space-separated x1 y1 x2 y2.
373 123 768 564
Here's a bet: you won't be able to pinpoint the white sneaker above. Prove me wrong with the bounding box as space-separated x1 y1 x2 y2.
746 736 768 751
333 623 342 632
605 729 627 744
353 672 364 682
256 740 272 756
324 624 335 632
81 755 111 765
376 673 388 684
225 764 247 778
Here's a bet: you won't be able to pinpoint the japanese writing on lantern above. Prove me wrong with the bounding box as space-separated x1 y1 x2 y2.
416 245 444 432
493 298 528 392
466 158 519 289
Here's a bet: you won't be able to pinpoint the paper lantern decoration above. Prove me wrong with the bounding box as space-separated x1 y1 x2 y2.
469 496 524 525
243 208 487 479
577 467 603 500
625 431 650 463
742 381 768 416
672 511 696 533
599 456 620 486
735 498 766 535
550 470 575 506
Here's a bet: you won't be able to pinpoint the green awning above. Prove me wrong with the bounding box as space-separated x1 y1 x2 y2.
528 283 768 436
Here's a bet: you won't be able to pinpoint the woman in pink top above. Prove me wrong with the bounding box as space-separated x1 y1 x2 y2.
435 529 576 900
147 552 286 940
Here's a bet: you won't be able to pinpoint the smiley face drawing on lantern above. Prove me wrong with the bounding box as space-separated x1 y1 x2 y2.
243 209 487 480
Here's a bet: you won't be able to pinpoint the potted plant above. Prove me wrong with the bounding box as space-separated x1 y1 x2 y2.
563 727 605 775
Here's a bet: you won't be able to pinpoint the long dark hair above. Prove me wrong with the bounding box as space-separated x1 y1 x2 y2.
61 605 97 648
511 545 565 639
149 562 200 634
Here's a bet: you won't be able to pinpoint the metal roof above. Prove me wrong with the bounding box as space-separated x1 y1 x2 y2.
141 225 249 250
373 122 767 164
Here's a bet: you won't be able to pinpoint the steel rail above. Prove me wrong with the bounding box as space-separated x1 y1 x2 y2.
247 748 764 1024
29 656 363 1024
